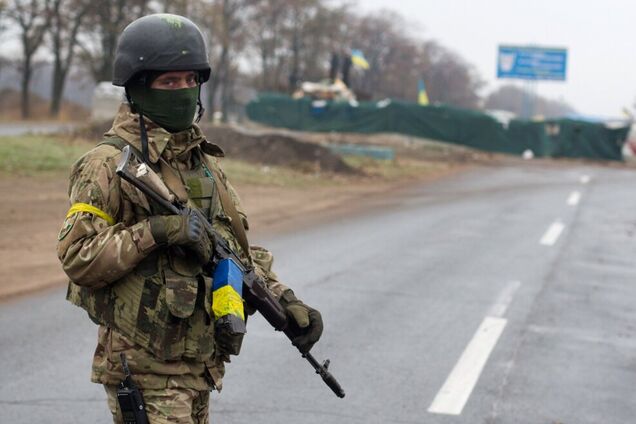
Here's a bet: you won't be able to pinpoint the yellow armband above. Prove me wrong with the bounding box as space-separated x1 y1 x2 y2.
66 203 115 226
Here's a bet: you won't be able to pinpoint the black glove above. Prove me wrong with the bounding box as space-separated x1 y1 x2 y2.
149 208 212 264
279 290 323 354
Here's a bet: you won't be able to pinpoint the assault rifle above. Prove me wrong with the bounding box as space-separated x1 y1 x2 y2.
116 145 345 398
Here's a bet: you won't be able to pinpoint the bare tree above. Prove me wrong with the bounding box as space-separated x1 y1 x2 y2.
346 11 414 99
159 0 193 15
286 0 323 91
339 11 484 108
198 0 251 120
0 1 7 37
60 0 486 115
422 41 483 109
248 0 348 91
77 0 148 82
48 0 91 117
485 84 576 118
0 1 9 76
286 0 346 90
297 2 349 84
6 0 53 119
243 4 485 109
250 0 288 91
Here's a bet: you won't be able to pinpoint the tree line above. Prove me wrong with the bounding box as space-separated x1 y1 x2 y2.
0 0 574 120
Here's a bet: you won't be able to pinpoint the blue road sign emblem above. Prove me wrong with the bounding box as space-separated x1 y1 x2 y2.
497 45 567 81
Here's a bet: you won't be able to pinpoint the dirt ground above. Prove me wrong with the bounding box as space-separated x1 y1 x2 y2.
0 165 463 300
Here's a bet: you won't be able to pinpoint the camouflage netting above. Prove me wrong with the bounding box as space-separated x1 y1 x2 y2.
246 93 630 161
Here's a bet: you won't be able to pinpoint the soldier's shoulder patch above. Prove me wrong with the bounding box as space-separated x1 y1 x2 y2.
58 213 78 241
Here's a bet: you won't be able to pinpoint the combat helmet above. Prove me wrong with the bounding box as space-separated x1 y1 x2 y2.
112 13 211 87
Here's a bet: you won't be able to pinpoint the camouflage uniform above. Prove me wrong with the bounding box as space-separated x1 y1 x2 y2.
57 104 287 422
104 381 210 424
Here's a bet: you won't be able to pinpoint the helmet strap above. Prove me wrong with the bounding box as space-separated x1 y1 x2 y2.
124 86 151 164
138 113 150 164
195 85 205 123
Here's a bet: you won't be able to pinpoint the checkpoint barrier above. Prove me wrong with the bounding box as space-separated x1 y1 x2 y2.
246 93 630 161
327 144 395 161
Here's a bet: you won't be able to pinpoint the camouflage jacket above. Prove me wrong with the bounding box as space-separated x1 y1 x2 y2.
57 104 287 390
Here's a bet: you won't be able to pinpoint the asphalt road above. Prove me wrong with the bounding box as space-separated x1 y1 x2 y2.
0 122 75 136
1 161 635 423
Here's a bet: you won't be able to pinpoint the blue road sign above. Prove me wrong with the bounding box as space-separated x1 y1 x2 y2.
497 45 567 81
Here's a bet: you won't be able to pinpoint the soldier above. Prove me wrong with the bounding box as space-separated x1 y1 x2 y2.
57 14 323 424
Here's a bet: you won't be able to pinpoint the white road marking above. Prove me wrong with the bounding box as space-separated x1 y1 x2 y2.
580 175 591 184
567 191 581 206
540 221 565 246
428 317 508 415
488 281 522 318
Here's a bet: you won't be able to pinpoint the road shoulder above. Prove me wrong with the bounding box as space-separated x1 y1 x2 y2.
0 164 465 300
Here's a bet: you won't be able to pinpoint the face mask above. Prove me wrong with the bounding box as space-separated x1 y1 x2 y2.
129 85 199 133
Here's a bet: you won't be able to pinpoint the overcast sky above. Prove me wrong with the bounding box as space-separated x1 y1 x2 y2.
355 0 635 117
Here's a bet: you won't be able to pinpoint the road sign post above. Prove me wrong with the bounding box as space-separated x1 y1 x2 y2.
497 45 568 118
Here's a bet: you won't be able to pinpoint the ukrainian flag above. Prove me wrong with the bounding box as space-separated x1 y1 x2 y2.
351 49 370 70
418 79 430 106
212 259 245 321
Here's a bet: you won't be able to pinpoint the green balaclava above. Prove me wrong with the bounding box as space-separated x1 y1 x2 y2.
128 83 200 133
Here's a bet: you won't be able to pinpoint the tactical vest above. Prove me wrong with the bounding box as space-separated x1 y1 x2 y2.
67 136 245 361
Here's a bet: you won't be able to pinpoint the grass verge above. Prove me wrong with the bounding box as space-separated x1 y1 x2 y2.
0 135 89 176
0 134 455 186
0 135 343 187
220 159 335 188
342 156 452 180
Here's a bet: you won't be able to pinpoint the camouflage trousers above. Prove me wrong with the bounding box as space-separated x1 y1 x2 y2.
105 384 210 424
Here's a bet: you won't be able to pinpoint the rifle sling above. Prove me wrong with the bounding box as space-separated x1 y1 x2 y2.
199 151 251 261
158 158 189 203
102 135 250 260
